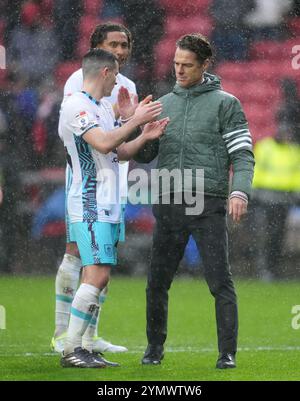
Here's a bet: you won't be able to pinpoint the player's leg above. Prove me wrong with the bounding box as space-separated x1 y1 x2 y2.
92 217 128 353
62 264 110 368
61 221 120 368
81 222 127 353
51 209 82 353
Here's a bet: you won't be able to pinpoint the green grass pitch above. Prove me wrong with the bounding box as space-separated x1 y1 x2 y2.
1 276 300 381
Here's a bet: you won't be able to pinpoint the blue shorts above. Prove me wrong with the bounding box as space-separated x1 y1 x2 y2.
66 208 125 243
70 221 120 266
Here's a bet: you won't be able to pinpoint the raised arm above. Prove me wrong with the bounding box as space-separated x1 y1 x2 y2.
82 100 162 154
117 118 169 161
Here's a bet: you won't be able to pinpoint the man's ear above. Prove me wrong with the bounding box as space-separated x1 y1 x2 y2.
101 66 109 78
202 59 210 72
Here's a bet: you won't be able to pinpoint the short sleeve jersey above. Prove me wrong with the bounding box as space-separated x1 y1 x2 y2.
59 92 121 224
61 68 137 203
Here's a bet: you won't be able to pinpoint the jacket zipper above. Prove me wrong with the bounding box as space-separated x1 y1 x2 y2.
179 93 190 170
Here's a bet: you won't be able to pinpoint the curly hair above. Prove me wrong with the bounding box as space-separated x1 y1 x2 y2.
90 22 132 52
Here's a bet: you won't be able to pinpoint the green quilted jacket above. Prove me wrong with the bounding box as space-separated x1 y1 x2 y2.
135 73 255 198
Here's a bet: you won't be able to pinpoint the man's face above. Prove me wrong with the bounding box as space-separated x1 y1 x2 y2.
97 31 130 68
174 48 204 88
103 62 119 97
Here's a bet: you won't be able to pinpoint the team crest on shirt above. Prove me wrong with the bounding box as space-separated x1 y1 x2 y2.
75 111 89 128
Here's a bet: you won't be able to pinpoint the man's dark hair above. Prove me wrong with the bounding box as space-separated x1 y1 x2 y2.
90 22 132 51
176 33 213 64
82 48 118 79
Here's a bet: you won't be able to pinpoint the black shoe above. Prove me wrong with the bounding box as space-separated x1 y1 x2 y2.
141 344 164 365
216 353 236 369
61 347 106 368
94 352 120 367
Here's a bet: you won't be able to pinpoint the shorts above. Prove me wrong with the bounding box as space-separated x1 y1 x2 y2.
70 221 120 266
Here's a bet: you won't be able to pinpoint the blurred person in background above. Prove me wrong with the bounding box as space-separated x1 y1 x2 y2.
247 124 300 281
210 0 255 62
53 0 82 61
121 0 165 97
276 78 300 143
245 0 293 40
8 1 59 85
0 105 18 273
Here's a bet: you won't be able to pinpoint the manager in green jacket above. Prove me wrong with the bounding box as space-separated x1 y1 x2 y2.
126 33 255 369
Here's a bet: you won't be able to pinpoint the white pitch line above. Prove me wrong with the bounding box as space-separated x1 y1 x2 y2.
1 345 300 357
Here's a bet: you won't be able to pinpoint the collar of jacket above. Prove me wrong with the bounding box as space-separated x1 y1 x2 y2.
172 72 222 97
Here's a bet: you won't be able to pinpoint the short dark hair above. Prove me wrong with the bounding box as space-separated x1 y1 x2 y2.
82 48 118 79
176 33 213 64
90 22 132 51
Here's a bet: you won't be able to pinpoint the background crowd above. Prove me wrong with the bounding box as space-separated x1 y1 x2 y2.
1 0 300 279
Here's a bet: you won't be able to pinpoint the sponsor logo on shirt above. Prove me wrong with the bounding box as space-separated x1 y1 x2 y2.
76 111 89 128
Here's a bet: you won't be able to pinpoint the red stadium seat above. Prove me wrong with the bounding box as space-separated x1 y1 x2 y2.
40 0 54 26
160 0 211 16
288 17 300 37
243 103 276 126
54 61 81 89
237 81 281 105
0 69 7 89
76 36 90 58
0 19 6 45
249 120 277 142
216 61 294 84
215 62 249 82
249 39 299 62
79 15 101 39
83 0 103 17
165 15 213 39
42 221 66 238
246 112 277 142
154 38 177 78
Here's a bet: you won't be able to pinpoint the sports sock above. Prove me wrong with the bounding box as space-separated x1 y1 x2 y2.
82 286 107 350
95 286 108 337
54 254 81 337
64 283 100 355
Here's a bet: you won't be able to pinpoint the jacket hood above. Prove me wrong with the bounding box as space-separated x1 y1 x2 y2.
173 72 222 96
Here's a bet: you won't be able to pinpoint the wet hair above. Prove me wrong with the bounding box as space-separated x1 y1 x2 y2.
90 22 132 51
82 48 118 79
176 33 213 64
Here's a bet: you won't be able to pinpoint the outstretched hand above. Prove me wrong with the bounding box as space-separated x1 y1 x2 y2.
141 117 170 141
133 95 162 125
118 86 138 120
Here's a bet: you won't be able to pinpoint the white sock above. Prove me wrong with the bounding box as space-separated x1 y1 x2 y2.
82 287 107 350
54 254 81 337
95 286 108 337
82 304 101 351
64 283 100 355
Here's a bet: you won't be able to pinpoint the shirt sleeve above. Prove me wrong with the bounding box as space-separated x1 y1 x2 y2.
68 109 99 137
221 96 253 155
